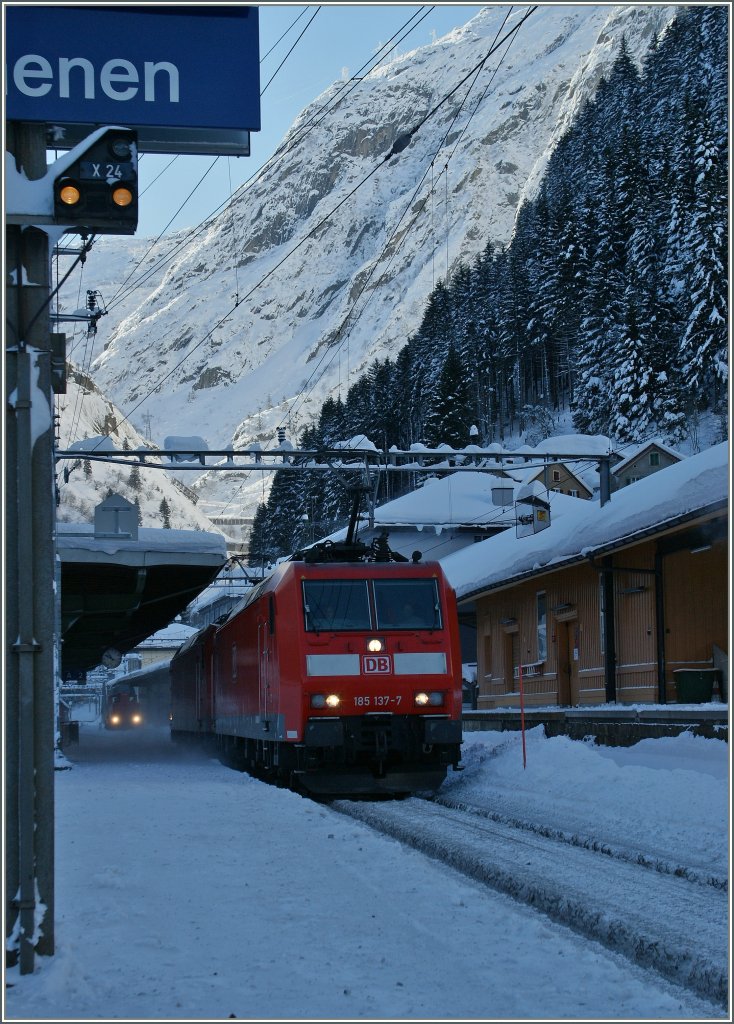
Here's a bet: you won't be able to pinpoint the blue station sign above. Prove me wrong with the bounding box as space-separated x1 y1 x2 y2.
6 5 260 155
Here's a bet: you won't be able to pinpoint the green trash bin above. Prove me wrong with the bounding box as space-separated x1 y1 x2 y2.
673 669 720 703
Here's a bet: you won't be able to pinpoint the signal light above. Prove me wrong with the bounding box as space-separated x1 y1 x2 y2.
59 183 81 206
53 128 138 235
112 186 134 208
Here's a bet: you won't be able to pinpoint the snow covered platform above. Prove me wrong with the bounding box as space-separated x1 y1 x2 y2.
462 704 728 744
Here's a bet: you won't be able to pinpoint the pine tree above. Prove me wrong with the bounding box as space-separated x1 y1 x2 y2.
424 343 471 448
159 497 172 529
128 461 142 492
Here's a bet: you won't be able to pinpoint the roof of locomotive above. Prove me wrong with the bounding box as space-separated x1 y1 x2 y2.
220 556 448 626
169 621 217 662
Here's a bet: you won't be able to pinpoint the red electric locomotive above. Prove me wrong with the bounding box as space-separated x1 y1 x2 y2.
170 623 217 743
170 535 464 797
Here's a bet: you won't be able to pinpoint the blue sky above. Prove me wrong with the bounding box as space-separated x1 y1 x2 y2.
137 4 486 237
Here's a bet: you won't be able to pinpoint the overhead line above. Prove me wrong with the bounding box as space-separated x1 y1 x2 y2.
259 6 309 64
71 8 537 471
261 7 321 95
213 6 534 516
101 7 434 315
279 5 520 429
54 6 440 477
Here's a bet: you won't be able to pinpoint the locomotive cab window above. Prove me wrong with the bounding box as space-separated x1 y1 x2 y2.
373 578 442 630
303 580 371 632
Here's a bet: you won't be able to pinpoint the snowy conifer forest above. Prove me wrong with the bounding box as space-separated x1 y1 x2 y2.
248 6 728 566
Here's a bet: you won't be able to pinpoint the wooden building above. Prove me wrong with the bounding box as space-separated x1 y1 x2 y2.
449 444 729 708
611 439 683 490
502 460 595 500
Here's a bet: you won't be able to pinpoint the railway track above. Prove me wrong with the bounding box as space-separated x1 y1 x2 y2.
332 794 729 1008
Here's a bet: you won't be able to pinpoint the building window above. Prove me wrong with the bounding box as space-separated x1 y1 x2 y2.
569 488 579 497
649 452 660 466
537 591 547 661
552 470 561 482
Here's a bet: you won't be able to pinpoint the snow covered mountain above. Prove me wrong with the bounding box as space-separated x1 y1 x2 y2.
56 366 227 536
59 4 677 520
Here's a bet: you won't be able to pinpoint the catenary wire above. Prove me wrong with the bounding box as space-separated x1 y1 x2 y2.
63 9 536 489
278 6 519 432
259 6 309 64
55 6 440 484
100 7 434 316
261 6 321 96
213 7 530 516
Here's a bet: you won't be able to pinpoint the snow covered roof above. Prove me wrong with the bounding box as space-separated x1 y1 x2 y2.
137 620 198 648
57 522 227 565
443 442 728 601
317 473 585 551
531 433 616 457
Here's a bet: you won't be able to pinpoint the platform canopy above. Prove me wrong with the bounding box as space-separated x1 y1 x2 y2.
57 522 227 678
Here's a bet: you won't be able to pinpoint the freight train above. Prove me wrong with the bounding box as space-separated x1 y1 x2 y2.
170 532 463 797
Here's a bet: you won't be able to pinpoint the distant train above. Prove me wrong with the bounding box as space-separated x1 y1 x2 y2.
170 533 463 797
103 689 145 730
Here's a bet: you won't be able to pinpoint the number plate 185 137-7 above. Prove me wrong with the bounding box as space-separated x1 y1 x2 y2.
354 695 402 708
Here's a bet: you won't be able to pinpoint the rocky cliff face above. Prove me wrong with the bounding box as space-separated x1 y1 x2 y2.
61 4 676 519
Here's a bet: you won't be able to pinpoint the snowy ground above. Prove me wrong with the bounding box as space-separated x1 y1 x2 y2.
4 723 730 1022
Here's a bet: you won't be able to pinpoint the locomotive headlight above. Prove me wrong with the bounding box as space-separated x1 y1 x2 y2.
110 714 120 725
131 714 142 724
414 691 444 707
311 693 341 709
367 638 385 653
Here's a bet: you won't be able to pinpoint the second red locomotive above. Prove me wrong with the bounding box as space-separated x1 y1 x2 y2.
171 538 463 796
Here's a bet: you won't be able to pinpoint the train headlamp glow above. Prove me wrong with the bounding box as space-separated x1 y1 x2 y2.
415 691 444 707
367 638 384 653
110 714 121 725
131 714 142 725
310 694 341 709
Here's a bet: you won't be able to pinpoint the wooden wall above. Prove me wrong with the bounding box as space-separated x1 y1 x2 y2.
473 522 727 708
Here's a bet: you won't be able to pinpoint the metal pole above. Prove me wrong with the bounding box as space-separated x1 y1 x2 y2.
599 455 611 506
13 348 39 973
5 121 56 972
654 547 667 704
602 557 617 702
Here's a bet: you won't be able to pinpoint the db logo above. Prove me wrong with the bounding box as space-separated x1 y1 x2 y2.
362 655 392 674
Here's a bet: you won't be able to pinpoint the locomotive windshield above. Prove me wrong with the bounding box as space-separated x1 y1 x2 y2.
302 577 442 631
373 578 442 630
303 580 371 631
